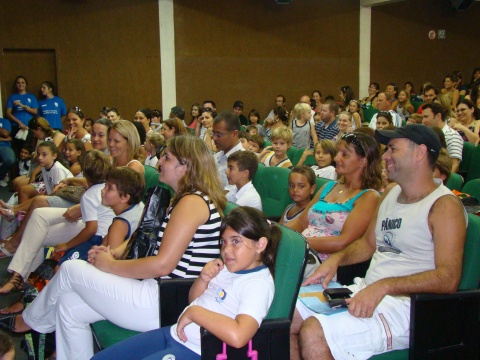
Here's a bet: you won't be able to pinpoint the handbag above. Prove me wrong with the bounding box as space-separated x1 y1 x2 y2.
123 185 172 259
55 185 86 204
303 247 322 279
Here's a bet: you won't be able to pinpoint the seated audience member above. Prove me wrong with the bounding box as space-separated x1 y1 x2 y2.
421 102 463 173
186 103 200 130
17 144 33 177
0 135 226 360
280 166 317 225
246 125 258 136
226 151 262 211
106 108 121 123
368 92 402 129
333 111 353 141
83 117 93 134
65 107 93 151
238 130 249 150
264 107 289 142
407 113 423 124
375 111 395 130
394 90 414 123
292 103 318 150
293 125 466 360
134 108 153 134
213 111 244 190
385 83 399 106
297 140 337 180
144 132 164 167
347 100 363 129
451 99 480 144
434 148 452 185
264 95 287 123
361 82 380 109
259 127 293 168
169 106 185 125
441 73 460 110
64 139 85 177
416 84 439 114
197 107 217 151
0 150 115 294
314 101 340 142
434 93 457 125
248 134 264 155
248 109 266 136
0 117 16 187
404 81 416 97
312 90 323 113
233 100 248 126
131 121 148 165
90 207 278 360
161 117 189 142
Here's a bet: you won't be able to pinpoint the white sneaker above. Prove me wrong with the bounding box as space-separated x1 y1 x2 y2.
0 174 8 187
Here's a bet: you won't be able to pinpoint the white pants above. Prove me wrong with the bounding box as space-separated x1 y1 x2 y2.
23 260 160 360
8 208 85 279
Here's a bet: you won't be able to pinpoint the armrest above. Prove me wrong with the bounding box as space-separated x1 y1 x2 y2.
408 290 480 359
200 318 290 360
158 278 195 327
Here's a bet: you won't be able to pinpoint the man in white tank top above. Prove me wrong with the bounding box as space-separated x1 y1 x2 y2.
294 124 466 360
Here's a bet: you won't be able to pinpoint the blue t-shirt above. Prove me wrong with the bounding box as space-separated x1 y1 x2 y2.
38 96 67 130
0 118 12 148
6 93 38 127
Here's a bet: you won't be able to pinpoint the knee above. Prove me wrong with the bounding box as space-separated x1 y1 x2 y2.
299 317 322 339
32 196 49 209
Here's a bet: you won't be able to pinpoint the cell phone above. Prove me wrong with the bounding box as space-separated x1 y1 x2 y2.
323 288 352 308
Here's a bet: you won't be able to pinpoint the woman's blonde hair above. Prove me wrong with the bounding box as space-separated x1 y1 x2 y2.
108 120 140 167
436 93 456 118
28 116 55 138
397 90 413 116
167 135 226 215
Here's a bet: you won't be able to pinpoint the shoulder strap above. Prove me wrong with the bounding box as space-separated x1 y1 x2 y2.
319 181 337 200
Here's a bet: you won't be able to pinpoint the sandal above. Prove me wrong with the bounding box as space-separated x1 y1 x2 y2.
0 298 25 315
0 314 30 334
0 272 24 294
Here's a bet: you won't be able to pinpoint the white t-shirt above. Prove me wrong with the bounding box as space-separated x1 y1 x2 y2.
80 183 115 237
171 266 274 355
311 165 337 180
226 181 262 211
41 161 73 195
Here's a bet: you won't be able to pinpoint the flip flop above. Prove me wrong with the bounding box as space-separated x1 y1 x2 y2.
0 243 14 258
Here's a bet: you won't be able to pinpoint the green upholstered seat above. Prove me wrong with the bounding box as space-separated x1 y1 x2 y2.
287 146 297 163
411 100 424 112
462 179 480 201
292 148 317 167
465 143 480 183
459 141 475 176
445 172 464 191
362 107 379 123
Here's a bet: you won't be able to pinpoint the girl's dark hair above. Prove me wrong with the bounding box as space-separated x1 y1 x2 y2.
14 75 28 86
132 121 147 145
274 107 288 125
404 81 415 93
65 138 86 164
67 106 85 119
369 82 380 91
37 141 68 167
341 86 355 106
469 67 480 87
248 109 260 120
377 111 393 125
201 107 217 119
152 109 163 119
458 98 480 119
137 108 152 126
42 81 55 94
220 207 281 277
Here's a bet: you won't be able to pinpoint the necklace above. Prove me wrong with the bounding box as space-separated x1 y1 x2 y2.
339 185 361 194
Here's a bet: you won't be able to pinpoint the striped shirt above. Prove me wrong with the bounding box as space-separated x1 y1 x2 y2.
442 124 463 161
314 118 339 142
155 191 221 278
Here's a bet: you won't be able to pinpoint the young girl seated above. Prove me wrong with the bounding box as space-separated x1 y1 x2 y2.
144 132 164 167
248 109 266 136
297 140 337 180
259 127 293 168
280 166 316 225
91 206 280 360
375 111 395 130
64 139 85 177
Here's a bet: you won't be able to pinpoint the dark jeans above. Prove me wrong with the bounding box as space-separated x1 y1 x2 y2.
0 146 16 179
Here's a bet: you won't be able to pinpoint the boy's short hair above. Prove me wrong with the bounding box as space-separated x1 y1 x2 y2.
81 150 112 184
227 150 259 180
21 143 34 154
106 167 145 205
238 130 248 140
294 103 311 119
270 127 293 146
434 148 452 185
246 125 258 134
315 139 338 166
146 132 165 149
409 113 423 124
249 134 264 149
290 165 316 186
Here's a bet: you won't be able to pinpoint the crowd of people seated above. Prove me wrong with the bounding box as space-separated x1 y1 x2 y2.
0 67 477 359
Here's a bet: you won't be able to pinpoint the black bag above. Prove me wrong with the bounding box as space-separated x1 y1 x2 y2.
123 186 172 259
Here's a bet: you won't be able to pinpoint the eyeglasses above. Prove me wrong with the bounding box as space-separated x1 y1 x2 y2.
340 133 365 156
212 131 232 138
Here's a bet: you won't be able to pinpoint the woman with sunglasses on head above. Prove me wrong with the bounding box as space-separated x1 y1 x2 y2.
451 99 480 144
286 131 382 259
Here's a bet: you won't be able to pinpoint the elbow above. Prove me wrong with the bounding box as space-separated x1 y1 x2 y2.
228 334 252 349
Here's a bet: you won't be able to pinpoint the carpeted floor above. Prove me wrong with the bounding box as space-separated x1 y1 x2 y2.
0 185 29 360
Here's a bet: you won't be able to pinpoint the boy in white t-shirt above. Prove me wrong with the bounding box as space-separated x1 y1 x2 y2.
226 150 262 211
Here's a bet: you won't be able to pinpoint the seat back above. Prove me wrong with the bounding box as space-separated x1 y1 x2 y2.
313 177 333 196
458 213 480 290
445 172 464 192
252 166 291 220
291 148 316 167
142 165 174 202
266 224 308 320
465 143 480 183
362 107 379 124
459 141 475 176
462 179 480 202
287 146 297 163
411 100 424 112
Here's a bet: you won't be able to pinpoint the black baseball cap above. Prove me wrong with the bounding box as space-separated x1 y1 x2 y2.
375 124 442 160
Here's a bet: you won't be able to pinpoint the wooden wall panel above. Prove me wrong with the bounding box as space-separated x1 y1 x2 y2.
0 0 161 120
371 0 480 95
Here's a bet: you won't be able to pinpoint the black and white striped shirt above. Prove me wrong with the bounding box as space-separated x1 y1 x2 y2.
156 191 221 278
